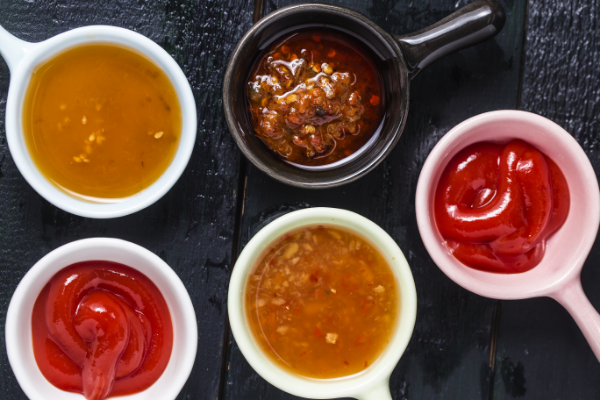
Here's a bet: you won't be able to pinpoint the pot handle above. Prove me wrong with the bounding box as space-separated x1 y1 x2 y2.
0 24 35 72
356 380 393 400
396 0 505 78
550 277 600 362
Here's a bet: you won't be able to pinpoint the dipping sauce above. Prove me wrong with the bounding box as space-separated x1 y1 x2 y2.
32 261 173 400
23 44 181 201
245 226 399 379
435 140 570 273
246 29 384 166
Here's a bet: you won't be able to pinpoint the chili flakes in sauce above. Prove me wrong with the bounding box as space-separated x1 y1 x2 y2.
245 226 399 379
246 29 384 166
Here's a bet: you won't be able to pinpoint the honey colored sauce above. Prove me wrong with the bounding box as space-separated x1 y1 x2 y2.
23 44 181 201
245 226 399 379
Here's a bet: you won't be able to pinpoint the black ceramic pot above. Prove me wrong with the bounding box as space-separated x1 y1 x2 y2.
223 0 505 189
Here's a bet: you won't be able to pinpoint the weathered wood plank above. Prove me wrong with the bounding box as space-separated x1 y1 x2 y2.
493 0 600 398
225 1 527 399
0 0 253 398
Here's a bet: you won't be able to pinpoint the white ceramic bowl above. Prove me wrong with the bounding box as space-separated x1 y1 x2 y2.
228 207 417 400
0 25 197 218
5 238 198 400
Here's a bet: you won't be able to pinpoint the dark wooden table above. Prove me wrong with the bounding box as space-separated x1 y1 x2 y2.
1 0 599 399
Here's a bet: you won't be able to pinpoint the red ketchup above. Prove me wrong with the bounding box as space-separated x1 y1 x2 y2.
435 140 570 273
32 261 173 400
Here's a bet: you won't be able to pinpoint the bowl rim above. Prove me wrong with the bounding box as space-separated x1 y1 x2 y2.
415 110 600 299
5 237 198 400
4 25 197 218
222 3 409 189
227 207 417 398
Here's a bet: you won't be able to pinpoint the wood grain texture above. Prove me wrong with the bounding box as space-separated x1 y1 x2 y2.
0 0 253 398
224 1 527 399
493 0 600 398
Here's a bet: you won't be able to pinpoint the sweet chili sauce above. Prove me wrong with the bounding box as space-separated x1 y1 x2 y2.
32 261 173 400
245 226 399 379
246 29 385 166
435 140 570 273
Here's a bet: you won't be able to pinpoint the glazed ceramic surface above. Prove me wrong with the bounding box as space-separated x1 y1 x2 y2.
0 25 197 218
5 238 198 400
223 0 505 189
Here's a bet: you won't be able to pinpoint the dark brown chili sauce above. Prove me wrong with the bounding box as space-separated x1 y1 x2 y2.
246 29 384 166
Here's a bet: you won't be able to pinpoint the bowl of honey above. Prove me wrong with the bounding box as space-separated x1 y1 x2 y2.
0 24 196 218
228 207 417 399
5 238 198 400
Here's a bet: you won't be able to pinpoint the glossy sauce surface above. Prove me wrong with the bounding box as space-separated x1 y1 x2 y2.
32 261 173 400
245 226 399 379
435 140 570 273
246 29 384 166
23 44 181 201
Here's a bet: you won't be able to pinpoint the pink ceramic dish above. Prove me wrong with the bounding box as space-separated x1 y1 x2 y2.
415 110 600 360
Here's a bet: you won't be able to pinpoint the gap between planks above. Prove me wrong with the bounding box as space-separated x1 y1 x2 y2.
487 301 501 400
488 2 530 398
216 161 247 400
217 1 263 398
515 0 530 114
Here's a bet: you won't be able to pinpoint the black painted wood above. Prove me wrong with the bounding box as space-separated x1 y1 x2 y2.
492 0 600 398
0 0 253 398
5 0 600 399
225 1 526 399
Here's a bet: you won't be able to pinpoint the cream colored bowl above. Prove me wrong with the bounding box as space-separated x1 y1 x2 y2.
228 207 417 399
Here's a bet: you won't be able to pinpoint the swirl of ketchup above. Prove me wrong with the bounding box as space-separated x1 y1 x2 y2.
434 140 570 273
32 261 173 400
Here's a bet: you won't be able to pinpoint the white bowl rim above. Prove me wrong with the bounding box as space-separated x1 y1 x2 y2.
5 237 198 400
415 110 600 300
227 207 417 399
3 25 197 218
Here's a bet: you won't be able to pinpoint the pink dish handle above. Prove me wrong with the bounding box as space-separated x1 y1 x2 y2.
551 278 600 361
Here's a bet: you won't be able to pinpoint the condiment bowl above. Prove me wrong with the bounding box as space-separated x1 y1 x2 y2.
415 110 600 360
5 238 198 400
0 25 196 218
224 0 505 188
228 207 417 399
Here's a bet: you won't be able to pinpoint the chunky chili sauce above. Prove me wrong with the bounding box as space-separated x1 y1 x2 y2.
245 226 399 379
246 29 384 166
32 261 173 400
435 140 570 273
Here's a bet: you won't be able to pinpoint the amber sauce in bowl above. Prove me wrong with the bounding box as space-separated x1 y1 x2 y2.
245 226 399 379
246 29 384 168
23 44 181 202
229 208 416 399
